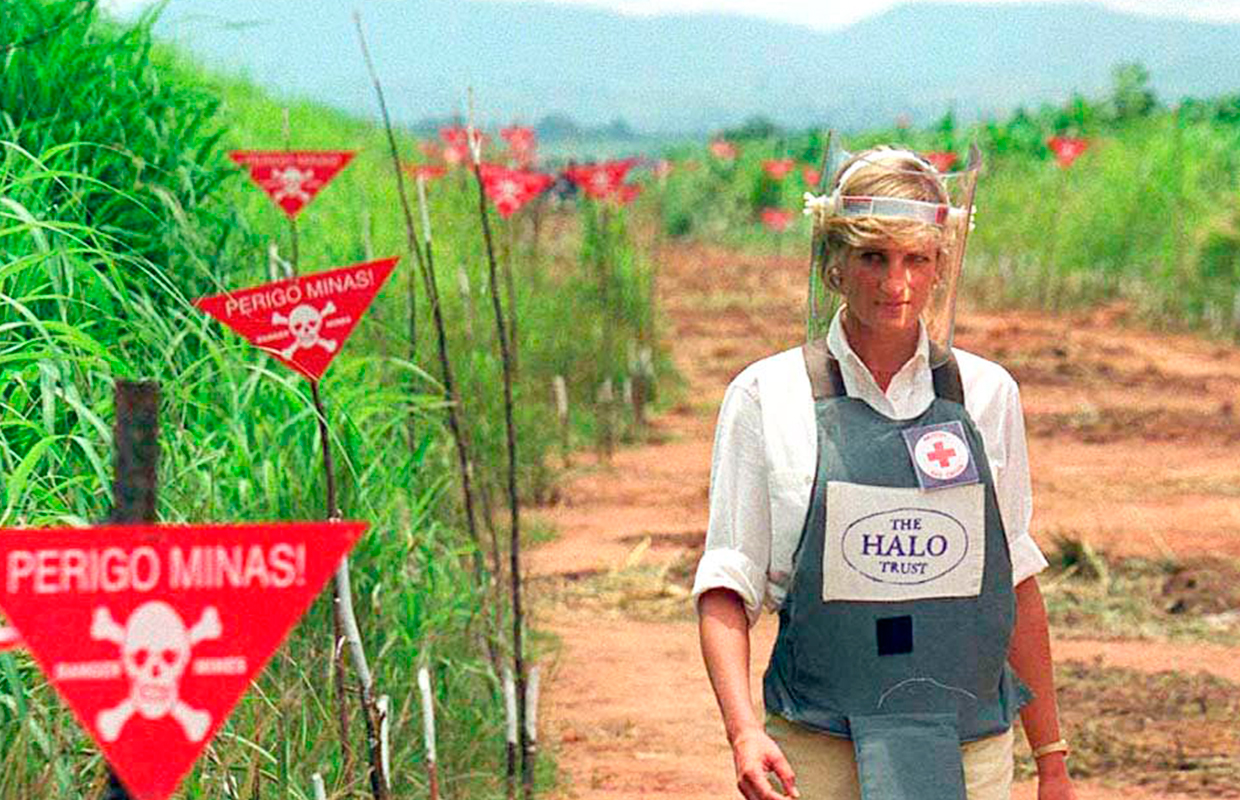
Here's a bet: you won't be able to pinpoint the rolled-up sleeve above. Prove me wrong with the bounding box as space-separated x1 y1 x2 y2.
993 379 1049 585
692 377 771 626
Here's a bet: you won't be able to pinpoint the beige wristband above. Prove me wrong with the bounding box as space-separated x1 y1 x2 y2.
1031 738 1070 759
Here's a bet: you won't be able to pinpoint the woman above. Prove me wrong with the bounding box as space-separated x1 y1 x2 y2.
693 146 1076 800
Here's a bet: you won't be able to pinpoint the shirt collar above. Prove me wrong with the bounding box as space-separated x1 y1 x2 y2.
826 306 930 375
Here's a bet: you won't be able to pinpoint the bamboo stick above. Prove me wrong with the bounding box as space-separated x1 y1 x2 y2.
354 11 502 681
467 90 532 799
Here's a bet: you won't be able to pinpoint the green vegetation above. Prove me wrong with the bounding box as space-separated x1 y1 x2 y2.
1 1 661 796
654 63 1240 341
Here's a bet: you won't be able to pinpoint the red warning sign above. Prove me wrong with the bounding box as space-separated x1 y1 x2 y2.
0 521 364 800
194 257 398 381
228 150 355 218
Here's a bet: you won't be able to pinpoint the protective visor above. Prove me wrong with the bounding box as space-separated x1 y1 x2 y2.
805 139 981 367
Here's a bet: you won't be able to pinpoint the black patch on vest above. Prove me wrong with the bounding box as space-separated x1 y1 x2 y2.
876 616 913 656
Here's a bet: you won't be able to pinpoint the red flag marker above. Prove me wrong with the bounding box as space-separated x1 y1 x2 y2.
709 140 738 161
228 151 355 219
479 165 553 217
195 258 398 381
500 125 538 168
0 521 365 800
440 126 489 167
760 208 795 233
564 160 637 200
1047 136 1089 168
614 182 642 206
762 158 795 180
922 151 958 173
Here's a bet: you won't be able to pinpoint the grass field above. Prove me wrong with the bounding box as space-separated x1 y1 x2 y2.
0 2 663 797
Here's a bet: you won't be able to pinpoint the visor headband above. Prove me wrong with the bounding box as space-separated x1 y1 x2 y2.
804 191 969 227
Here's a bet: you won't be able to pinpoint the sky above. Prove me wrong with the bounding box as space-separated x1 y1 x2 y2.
100 0 1240 29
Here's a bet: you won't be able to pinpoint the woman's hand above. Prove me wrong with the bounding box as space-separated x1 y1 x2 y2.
731 726 799 800
1036 754 1076 800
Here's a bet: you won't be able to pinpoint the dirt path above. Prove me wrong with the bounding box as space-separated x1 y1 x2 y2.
530 240 1240 800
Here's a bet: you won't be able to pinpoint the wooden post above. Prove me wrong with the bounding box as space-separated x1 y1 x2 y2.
100 380 160 800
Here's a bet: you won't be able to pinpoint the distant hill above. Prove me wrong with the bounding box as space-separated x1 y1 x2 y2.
140 0 1240 134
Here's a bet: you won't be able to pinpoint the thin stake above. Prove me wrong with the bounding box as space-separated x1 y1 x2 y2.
552 375 569 466
467 91 532 799
283 108 300 276
417 666 439 800
310 379 389 800
504 669 518 800
378 694 391 790
355 20 503 679
331 619 352 777
100 380 160 800
524 665 541 790
598 205 616 462
353 11 427 455
504 217 519 377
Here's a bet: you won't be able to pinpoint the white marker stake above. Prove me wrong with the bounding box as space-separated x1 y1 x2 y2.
553 374 570 463
504 668 518 798
311 773 327 800
418 665 439 800
378 694 392 790
525 666 540 746
552 375 568 424
417 174 432 247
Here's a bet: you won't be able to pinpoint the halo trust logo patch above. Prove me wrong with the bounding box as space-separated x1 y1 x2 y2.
841 507 969 585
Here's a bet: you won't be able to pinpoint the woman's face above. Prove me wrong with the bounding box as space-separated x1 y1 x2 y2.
837 240 939 340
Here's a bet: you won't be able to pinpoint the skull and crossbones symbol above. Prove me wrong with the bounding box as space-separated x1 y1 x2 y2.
271 302 339 359
90 602 219 742
269 166 315 203
494 178 522 205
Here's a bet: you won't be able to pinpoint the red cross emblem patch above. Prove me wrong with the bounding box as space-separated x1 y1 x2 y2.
902 421 980 490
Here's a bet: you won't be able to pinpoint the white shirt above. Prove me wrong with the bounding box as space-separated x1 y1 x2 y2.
691 311 1049 626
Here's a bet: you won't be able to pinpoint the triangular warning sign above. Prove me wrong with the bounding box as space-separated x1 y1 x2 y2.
195 257 398 381
228 150 355 218
0 521 364 800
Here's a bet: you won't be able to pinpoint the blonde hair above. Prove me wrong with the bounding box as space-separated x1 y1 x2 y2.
817 146 955 286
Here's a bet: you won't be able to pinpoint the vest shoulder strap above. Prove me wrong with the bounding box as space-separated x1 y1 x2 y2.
802 338 846 401
800 339 966 404
929 342 965 405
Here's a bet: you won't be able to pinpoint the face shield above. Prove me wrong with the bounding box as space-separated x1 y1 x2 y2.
805 139 981 367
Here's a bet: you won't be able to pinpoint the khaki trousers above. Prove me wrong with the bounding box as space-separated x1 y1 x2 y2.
766 715 1014 800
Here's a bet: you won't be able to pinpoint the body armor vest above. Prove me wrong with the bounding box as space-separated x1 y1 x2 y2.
762 339 1031 799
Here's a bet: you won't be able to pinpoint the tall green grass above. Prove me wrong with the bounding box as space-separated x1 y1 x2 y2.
2 1 661 796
